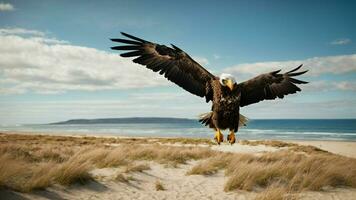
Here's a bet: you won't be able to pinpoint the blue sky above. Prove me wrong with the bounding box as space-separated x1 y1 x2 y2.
0 0 355 124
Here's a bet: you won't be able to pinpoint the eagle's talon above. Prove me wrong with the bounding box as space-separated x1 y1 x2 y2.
214 129 223 145
227 131 236 145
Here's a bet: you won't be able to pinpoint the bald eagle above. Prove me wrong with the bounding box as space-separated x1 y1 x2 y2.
111 32 308 145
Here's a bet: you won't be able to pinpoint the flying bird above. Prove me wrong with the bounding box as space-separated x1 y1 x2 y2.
111 32 308 145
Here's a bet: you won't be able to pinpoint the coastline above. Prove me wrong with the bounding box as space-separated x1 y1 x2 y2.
1 118 355 142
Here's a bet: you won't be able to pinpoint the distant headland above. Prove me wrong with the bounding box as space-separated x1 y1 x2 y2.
49 117 197 125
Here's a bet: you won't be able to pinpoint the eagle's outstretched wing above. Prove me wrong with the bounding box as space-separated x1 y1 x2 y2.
111 32 215 102
238 64 308 107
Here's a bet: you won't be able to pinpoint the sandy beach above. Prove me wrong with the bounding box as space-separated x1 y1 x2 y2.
1 132 356 200
290 140 356 158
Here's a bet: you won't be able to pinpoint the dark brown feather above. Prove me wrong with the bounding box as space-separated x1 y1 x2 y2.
111 45 140 50
120 50 143 57
238 65 308 107
111 32 215 101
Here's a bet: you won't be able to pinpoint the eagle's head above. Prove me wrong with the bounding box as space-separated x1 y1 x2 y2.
219 73 236 91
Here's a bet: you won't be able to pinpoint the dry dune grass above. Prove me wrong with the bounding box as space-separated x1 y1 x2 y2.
0 132 213 146
239 140 296 148
156 137 214 145
1 132 356 198
239 140 330 154
0 133 216 192
155 180 165 191
114 173 129 183
188 150 356 197
116 144 216 166
254 185 296 200
51 158 93 185
0 155 29 190
124 163 151 173
187 153 235 175
0 151 94 191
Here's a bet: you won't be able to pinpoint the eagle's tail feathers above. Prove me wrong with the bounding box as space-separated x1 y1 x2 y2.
238 113 249 127
198 112 213 127
199 112 249 129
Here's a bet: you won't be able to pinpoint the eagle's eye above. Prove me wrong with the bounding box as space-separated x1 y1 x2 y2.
222 79 227 85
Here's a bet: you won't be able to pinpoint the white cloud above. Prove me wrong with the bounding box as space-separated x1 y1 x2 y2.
334 81 356 91
330 38 351 45
224 54 356 81
0 28 45 36
0 29 170 94
1 28 355 97
0 28 214 95
303 81 333 92
29 37 69 44
242 99 356 119
0 28 67 44
0 2 14 11
303 80 356 92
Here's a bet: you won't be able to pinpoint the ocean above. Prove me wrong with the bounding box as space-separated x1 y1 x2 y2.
1 119 356 141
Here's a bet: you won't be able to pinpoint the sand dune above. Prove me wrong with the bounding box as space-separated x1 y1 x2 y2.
15 162 356 200
1 132 356 200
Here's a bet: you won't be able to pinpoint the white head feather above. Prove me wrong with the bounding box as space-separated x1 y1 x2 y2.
219 73 236 85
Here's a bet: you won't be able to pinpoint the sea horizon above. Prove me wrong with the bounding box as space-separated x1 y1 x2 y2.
2 118 356 142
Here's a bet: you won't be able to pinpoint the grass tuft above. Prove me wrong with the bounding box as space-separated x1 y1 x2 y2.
254 185 296 200
187 154 234 175
124 163 151 173
155 180 165 191
115 173 129 183
52 158 93 185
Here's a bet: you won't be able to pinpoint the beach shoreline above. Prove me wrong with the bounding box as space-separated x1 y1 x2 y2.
1 118 355 142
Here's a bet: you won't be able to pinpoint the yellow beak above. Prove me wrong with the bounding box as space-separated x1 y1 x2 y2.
226 79 234 91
